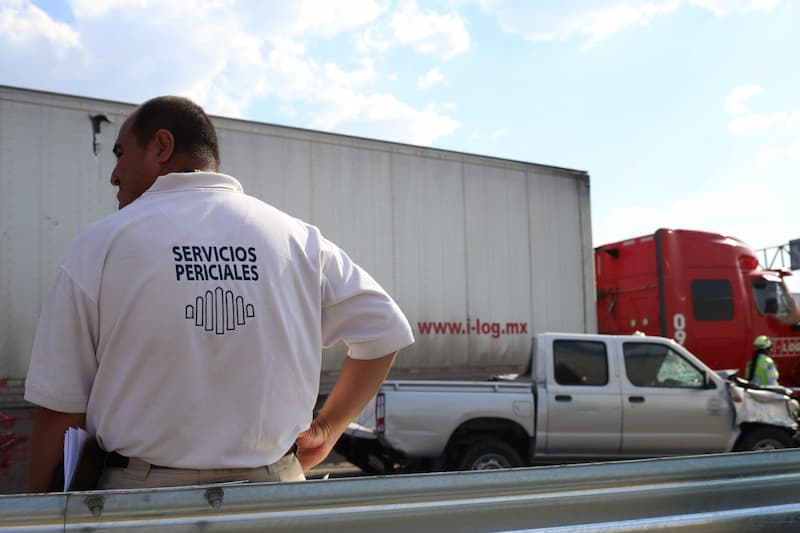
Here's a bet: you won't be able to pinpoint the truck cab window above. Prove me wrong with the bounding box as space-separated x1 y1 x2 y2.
624 342 704 388
752 277 791 317
691 279 734 321
553 340 608 386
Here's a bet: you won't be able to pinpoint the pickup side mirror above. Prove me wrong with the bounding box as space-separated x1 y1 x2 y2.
703 371 716 389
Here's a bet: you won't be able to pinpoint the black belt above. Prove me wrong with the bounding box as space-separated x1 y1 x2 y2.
106 444 298 470
105 451 169 469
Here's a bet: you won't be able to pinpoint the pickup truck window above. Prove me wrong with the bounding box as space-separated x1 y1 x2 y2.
623 342 704 388
553 340 608 386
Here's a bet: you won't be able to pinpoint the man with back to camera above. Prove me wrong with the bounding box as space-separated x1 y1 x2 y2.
24 96 414 491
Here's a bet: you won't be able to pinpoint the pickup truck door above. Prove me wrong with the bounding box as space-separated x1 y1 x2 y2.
619 341 734 454
544 339 623 454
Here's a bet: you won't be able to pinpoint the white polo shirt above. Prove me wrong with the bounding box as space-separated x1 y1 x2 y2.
25 172 414 469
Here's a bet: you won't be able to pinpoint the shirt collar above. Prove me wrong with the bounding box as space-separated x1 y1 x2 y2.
144 172 244 195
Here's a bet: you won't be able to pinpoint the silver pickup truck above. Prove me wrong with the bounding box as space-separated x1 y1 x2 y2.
336 333 800 473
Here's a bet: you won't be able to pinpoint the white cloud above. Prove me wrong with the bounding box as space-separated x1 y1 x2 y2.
688 0 782 16
69 0 387 37
69 1 269 117
390 1 469 58
481 0 679 43
548 1 678 43
480 0 782 43
183 14 459 144
720 85 800 202
724 85 800 135
0 0 461 145
259 38 377 102
273 0 387 38
724 85 763 114
69 0 152 18
417 67 444 89
324 58 378 87
0 0 87 91
1 0 81 51
62 0 390 118
359 1 470 59
309 90 460 145
356 28 391 53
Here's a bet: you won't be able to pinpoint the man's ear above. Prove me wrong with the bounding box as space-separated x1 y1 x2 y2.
152 129 175 164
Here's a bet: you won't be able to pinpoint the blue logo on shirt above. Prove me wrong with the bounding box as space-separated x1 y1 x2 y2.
184 287 255 334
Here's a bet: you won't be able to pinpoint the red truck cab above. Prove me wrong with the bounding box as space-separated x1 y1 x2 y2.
595 229 800 386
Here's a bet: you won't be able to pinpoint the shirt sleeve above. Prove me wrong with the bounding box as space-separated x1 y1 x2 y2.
319 237 414 359
24 267 99 413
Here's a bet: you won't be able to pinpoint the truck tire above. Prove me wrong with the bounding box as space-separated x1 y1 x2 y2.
736 427 797 451
456 438 523 471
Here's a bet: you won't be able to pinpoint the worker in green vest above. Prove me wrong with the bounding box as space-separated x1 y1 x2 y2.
745 335 779 387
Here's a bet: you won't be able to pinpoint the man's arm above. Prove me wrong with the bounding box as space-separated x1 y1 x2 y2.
295 352 395 470
28 406 85 493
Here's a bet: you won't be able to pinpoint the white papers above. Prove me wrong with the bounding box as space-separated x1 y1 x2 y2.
63 427 90 491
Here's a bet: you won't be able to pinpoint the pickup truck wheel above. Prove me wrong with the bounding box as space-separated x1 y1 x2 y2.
736 427 796 451
457 439 523 471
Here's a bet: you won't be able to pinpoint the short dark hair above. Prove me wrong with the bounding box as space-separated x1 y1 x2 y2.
131 96 220 170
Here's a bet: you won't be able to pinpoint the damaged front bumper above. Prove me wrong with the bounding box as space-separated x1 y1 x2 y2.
728 379 800 432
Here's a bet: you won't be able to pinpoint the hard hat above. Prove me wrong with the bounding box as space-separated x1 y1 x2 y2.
753 335 773 351
632 330 646 337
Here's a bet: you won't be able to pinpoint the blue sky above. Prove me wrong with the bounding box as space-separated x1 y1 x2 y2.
1 0 798 277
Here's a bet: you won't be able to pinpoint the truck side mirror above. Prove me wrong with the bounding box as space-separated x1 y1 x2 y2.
703 371 716 389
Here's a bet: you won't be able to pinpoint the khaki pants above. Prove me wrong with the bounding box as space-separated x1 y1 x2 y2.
97 452 305 490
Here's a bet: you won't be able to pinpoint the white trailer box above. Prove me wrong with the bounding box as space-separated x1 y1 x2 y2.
0 85 595 406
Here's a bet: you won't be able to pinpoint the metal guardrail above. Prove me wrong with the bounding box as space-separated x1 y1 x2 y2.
1 449 800 532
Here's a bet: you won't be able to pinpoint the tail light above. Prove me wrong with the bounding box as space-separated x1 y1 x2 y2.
376 393 385 434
